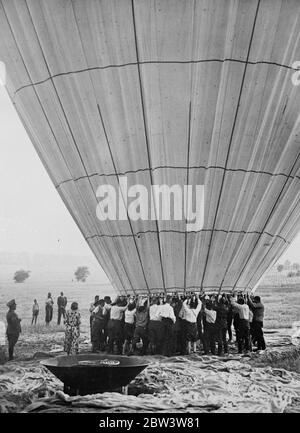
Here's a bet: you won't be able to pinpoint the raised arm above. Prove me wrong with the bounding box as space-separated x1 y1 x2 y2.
195 298 202 315
181 299 188 311
170 307 176 324
247 293 255 309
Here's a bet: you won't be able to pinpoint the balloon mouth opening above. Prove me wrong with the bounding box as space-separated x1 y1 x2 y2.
0 61 6 86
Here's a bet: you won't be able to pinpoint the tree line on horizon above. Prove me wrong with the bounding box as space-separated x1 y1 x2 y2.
13 266 90 283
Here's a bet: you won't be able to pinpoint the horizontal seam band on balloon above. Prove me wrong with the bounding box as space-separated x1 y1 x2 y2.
85 229 289 244
55 166 300 188
12 58 298 97
125 286 252 292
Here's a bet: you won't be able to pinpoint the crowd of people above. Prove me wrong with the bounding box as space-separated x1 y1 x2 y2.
3 290 266 361
88 291 266 358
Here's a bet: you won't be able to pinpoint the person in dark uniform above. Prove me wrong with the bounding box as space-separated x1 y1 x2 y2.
6 299 21 361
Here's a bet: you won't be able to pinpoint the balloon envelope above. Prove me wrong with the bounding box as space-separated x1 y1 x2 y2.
1 0 300 295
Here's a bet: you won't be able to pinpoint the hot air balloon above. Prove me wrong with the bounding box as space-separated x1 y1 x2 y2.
1 0 300 296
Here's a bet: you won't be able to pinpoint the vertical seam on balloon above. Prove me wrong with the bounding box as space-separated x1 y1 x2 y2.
184 102 192 294
131 0 166 294
200 0 261 292
184 0 196 295
69 3 129 296
219 0 262 294
97 104 147 296
69 1 133 296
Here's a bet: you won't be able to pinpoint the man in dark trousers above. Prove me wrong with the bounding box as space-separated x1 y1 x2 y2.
213 296 229 356
203 299 217 355
91 299 107 352
132 297 149 355
57 292 67 325
231 295 250 353
159 295 176 357
107 297 128 354
6 299 21 360
247 293 266 351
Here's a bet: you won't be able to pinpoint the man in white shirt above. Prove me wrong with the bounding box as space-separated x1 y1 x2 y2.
181 295 202 354
203 299 217 355
107 297 128 354
122 300 136 355
230 296 250 353
148 297 163 354
159 295 176 357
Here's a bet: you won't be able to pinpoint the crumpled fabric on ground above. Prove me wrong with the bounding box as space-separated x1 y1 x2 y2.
16 354 300 413
0 361 62 412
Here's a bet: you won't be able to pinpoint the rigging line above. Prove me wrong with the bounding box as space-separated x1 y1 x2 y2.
200 0 262 292
13 58 298 97
85 228 289 244
131 0 166 293
54 165 300 187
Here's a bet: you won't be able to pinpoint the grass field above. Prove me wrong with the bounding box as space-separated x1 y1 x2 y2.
255 284 300 329
0 280 116 335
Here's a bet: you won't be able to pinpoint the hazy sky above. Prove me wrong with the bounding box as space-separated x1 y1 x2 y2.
0 82 300 264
